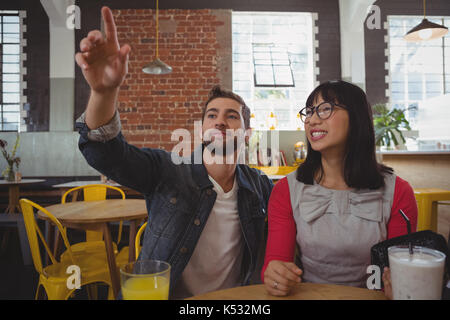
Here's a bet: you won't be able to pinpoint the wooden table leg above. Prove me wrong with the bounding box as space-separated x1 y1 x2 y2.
128 220 137 262
102 222 120 299
1 185 21 253
7 185 20 213
71 190 79 202
45 222 56 267
60 188 79 202
53 229 62 261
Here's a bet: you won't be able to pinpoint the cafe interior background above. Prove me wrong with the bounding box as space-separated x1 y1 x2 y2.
0 0 449 299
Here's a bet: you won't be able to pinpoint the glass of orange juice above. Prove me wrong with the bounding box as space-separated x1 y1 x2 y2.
120 260 171 300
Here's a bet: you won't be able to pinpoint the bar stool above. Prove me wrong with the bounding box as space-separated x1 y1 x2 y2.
413 188 450 232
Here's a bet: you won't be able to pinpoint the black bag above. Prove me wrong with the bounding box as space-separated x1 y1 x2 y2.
370 230 450 289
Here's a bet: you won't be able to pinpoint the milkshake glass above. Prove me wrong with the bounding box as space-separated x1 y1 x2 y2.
388 245 446 300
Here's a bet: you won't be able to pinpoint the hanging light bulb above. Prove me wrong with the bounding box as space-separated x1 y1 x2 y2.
143 58 172 74
418 28 433 40
142 0 172 74
404 0 448 42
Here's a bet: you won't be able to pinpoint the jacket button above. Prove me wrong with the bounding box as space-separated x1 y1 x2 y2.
206 189 212 196
170 197 177 204
194 218 201 226
180 247 188 254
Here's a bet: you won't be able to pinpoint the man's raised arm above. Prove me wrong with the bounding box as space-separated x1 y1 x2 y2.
75 6 130 129
74 6 167 196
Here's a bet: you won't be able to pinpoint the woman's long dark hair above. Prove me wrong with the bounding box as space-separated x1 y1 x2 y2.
297 80 393 189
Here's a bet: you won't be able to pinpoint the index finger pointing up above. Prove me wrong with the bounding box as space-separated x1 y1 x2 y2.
102 6 118 44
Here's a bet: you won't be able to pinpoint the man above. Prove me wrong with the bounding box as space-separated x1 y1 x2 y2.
75 7 273 299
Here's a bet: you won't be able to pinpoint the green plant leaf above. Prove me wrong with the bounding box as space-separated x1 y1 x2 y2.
372 103 411 147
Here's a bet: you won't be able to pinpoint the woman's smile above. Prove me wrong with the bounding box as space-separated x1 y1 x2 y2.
309 129 328 142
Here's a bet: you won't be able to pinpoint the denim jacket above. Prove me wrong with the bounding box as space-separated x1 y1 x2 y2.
75 112 273 297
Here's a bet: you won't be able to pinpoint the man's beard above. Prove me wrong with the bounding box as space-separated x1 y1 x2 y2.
202 136 239 156
202 128 247 164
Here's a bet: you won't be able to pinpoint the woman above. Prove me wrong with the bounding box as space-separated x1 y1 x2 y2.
262 80 417 299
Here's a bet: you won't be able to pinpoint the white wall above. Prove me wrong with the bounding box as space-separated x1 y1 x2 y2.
41 0 75 131
339 0 377 90
0 132 99 176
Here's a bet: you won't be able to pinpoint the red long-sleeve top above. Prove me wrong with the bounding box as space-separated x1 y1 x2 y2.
261 176 418 281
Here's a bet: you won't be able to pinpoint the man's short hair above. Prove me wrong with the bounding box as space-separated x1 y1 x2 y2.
202 85 251 129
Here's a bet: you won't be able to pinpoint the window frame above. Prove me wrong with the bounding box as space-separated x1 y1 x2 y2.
252 43 296 87
0 10 21 132
232 11 317 131
386 15 450 149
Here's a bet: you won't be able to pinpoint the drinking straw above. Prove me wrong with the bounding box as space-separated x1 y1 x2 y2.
399 209 413 255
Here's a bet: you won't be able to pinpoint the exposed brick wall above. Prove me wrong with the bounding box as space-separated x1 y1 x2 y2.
112 9 228 150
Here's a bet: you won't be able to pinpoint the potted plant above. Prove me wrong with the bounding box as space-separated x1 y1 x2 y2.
0 134 21 181
372 103 412 149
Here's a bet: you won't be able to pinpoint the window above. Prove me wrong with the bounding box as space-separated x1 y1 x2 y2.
1 11 21 131
387 16 450 150
233 12 316 130
252 43 295 87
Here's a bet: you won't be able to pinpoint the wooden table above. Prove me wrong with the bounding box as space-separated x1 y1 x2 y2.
52 180 120 201
52 180 141 200
187 283 387 300
38 199 148 299
0 179 45 213
52 180 120 188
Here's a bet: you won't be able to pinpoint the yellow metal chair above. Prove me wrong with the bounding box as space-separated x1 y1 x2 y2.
60 184 129 300
60 184 127 260
108 219 147 269
19 198 113 300
135 222 147 260
414 188 450 232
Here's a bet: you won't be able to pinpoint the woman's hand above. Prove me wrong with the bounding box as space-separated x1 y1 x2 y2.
382 267 393 300
264 260 303 296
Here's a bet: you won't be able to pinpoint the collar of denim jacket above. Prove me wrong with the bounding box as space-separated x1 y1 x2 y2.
235 165 256 193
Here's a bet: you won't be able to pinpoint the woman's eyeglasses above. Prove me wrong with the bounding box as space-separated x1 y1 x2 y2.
298 102 347 123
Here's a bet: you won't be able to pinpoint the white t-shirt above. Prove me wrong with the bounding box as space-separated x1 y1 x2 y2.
172 175 244 299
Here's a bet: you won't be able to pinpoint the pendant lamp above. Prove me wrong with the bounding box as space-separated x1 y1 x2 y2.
404 0 448 42
142 0 172 74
